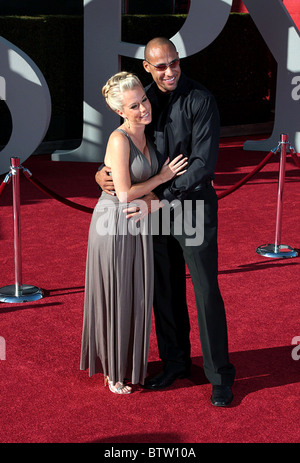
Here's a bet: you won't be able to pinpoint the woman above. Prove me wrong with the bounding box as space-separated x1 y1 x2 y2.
80 72 187 394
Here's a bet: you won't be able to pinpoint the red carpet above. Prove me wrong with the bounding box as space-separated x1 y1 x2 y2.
0 135 299 444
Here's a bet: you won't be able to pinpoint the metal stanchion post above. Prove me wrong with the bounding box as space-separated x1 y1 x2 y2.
256 134 298 259
0 157 44 303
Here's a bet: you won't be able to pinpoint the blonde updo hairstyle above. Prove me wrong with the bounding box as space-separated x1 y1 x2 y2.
102 72 143 114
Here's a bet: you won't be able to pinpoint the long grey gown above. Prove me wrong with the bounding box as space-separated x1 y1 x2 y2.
80 129 159 385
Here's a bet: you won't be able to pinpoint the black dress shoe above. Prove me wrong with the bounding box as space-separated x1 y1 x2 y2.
210 385 233 407
144 368 190 390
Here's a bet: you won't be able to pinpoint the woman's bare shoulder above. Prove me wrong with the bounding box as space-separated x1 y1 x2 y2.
105 129 130 166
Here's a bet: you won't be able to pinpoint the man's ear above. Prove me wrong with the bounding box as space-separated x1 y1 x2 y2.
143 60 151 74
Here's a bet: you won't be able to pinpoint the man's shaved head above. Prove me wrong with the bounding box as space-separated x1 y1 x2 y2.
144 37 177 60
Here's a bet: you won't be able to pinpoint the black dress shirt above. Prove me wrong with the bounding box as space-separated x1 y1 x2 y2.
145 73 220 203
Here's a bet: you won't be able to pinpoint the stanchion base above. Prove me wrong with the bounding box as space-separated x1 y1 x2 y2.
0 284 44 303
256 244 298 259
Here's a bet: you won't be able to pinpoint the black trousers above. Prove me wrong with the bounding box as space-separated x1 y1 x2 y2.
152 185 235 386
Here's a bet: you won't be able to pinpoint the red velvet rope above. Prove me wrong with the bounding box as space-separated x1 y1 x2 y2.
1 146 298 210
24 174 94 214
23 149 276 210
290 149 300 170
0 174 10 199
216 149 275 199
0 180 7 198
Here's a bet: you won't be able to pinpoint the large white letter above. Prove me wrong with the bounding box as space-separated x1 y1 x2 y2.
243 0 300 152
52 0 128 162
0 37 51 175
52 0 232 163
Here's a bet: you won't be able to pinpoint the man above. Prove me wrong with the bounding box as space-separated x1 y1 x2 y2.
97 37 235 406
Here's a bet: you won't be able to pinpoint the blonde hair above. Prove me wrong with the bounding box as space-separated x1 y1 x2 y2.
102 72 143 113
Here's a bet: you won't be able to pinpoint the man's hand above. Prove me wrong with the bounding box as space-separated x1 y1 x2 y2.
95 166 115 195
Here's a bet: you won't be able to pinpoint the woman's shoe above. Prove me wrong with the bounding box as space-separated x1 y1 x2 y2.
104 376 132 394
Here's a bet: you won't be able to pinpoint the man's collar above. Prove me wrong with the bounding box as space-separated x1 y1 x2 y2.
175 73 191 95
